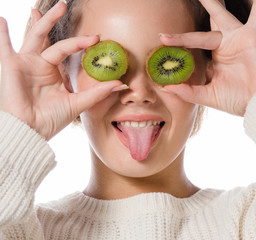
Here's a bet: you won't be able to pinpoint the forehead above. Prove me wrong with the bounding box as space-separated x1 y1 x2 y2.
76 0 195 37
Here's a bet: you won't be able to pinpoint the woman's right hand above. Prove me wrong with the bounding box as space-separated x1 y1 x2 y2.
0 0 126 140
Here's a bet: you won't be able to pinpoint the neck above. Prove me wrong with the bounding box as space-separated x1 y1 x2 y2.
84 150 199 200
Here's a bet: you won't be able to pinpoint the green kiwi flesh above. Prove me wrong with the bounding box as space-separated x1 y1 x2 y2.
82 40 128 81
147 46 194 85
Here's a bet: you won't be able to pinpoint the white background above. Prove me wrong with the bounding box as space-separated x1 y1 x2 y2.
0 0 255 204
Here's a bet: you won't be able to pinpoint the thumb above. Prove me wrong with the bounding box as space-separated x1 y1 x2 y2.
70 81 128 115
0 17 14 60
163 83 212 107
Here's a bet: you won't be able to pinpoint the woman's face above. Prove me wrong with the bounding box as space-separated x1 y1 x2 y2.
70 0 208 178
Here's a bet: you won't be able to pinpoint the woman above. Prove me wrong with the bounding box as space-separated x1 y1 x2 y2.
0 0 255 238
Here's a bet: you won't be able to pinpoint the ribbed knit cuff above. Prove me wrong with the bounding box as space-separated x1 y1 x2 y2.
244 94 256 143
0 111 56 225
0 111 56 189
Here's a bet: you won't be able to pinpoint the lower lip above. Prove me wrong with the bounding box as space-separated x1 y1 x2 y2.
112 124 164 160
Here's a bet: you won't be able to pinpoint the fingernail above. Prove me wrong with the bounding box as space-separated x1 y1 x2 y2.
59 0 67 5
112 84 129 92
158 86 169 93
85 34 101 38
31 7 35 15
158 33 173 38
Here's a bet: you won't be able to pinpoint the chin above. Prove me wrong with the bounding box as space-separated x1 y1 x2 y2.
96 140 182 178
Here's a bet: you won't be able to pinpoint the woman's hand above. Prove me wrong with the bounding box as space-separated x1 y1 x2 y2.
160 0 256 116
0 1 126 140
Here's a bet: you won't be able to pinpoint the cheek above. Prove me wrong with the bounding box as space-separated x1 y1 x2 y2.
166 97 198 156
76 68 98 91
159 93 198 138
160 92 197 119
75 67 119 133
77 72 120 132
171 101 198 135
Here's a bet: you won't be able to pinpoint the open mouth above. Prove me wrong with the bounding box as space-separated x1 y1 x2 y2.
112 120 165 161
112 120 165 131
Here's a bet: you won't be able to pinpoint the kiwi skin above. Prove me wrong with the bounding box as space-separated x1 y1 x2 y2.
81 40 129 81
146 46 195 86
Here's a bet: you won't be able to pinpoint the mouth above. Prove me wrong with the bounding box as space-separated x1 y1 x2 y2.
112 120 165 131
112 120 165 161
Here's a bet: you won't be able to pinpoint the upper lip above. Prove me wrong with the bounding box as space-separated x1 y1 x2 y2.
112 114 165 123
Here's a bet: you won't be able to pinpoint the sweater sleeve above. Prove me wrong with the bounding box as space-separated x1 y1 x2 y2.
244 94 256 143
0 111 56 229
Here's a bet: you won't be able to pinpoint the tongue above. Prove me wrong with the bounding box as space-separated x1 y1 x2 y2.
118 124 160 161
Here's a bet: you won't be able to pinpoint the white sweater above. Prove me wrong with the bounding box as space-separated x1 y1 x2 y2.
1 96 256 239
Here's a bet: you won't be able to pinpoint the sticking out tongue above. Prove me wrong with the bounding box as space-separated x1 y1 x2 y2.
118 124 161 161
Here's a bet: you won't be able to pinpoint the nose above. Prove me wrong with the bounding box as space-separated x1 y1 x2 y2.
120 73 157 105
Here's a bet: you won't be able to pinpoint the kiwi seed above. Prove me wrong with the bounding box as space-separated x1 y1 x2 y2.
146 46 195 85
81 40 128 81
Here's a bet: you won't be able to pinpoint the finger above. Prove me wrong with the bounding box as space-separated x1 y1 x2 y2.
199 0 242 31
21 8 51 54
31 9 51 51
163 83 213 107
21 0 67 53
41 35 100 65
210 0 225 31
70 81 129 115
31 9 52 52
160 31 222 50
0 17 14 60
31 8 42 25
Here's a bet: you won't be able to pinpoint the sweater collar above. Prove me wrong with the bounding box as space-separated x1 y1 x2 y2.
52 189 223 220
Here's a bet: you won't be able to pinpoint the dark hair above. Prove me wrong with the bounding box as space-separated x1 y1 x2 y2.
223 0 251 24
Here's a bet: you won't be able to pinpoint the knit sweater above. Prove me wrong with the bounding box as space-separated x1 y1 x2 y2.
1 97 256 240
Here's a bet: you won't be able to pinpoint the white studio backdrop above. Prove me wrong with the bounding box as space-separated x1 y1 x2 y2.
0 0 255 204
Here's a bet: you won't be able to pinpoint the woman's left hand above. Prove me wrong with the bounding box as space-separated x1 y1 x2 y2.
160 0 256 116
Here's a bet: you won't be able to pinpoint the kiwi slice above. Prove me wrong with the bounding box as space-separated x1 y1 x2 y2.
146 46 194 85
81 40 128 81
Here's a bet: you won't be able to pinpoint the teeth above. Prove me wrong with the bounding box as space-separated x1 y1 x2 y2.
117 120 163 128
131 122 139 127
147 120 153 126
139 121 147 128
